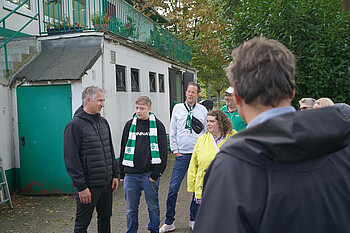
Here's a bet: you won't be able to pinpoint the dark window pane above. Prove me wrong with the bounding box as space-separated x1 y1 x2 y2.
149 72 156 92
159 74 164 92
131 68 139 92
116 65 126 91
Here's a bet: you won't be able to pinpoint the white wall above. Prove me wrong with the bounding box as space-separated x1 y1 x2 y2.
102 40 172 157
70 81 83 115
75 38 176 158
44 35 192 159
0 85 15 170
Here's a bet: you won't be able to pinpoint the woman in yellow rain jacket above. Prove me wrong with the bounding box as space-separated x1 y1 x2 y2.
188 109 237 204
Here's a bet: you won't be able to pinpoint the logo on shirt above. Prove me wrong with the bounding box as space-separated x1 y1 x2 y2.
136 132 149 136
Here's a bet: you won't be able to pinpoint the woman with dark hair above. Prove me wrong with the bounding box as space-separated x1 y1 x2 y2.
187 109 236 229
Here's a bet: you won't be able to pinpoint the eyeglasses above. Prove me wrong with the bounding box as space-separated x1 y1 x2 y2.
300 107 312 111
225 93 233 97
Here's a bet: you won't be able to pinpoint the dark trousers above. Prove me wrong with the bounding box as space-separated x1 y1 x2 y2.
74 185 113 233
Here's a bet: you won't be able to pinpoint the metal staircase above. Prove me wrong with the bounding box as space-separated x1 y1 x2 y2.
0 38 38 80
0 0 39 81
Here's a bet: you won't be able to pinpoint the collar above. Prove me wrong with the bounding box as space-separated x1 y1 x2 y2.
247 106 296 128
185 101 196 109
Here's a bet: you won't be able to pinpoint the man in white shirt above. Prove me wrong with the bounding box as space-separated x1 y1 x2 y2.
160 82 207 232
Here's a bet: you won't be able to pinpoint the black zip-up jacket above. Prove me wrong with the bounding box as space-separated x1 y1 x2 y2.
119 115 167 181
64 106 119 192
195 107 350 233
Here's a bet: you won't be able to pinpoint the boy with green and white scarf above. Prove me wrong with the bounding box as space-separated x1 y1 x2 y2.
119 96 168 233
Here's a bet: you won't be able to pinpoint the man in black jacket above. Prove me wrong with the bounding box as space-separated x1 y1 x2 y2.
64 86 119 233
194 37 350 233
119 96 167 233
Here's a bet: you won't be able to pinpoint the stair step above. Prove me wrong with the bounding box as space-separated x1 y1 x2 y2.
0 38 36 48
0 38 38 80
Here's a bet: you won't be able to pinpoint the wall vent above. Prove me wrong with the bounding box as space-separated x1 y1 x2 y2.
110 51 116 64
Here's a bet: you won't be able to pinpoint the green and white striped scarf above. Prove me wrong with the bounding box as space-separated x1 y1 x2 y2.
122 112 161 167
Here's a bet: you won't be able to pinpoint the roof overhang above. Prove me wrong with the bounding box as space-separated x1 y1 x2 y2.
13 35 102 83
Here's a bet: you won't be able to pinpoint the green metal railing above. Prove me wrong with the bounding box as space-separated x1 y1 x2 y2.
0 0 39 78
41 0 191 64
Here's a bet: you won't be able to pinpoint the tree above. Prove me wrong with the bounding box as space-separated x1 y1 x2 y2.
133 0 231 103
219 0 350 105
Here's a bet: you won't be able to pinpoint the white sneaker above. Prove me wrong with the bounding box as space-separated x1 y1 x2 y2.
189 221 195 231
159 223 176 233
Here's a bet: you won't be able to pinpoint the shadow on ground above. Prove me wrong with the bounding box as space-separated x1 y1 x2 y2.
0 155 194 233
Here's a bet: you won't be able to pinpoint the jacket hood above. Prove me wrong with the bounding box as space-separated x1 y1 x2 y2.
223 107 350 163
74 106 100 122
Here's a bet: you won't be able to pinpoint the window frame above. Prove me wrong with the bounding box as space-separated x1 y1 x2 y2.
4 0 36 17
116 65 127 92
149 72 156 92
158 73 165 93
131 68 140 92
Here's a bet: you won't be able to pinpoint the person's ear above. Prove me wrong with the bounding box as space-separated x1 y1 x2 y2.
290 89 295 101
233 90 241 106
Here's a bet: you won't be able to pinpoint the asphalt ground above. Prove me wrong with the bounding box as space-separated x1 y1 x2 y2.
0 155 194 233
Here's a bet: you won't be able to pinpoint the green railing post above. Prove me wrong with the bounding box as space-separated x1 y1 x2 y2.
37 0 42 34
132 9 135 41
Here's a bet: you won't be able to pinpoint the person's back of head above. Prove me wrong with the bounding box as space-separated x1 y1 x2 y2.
199 100 213 111
313 98 334 108
226 37 296 107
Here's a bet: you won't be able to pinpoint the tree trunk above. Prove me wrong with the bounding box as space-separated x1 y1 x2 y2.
217 90 221 108
206 82 210 99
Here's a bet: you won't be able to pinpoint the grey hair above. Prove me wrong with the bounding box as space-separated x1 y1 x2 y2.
81 86 104 106
299 98 316 107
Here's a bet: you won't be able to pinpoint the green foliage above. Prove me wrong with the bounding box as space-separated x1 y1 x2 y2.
219 0 350 105
91 12 122 27
153 0 230 100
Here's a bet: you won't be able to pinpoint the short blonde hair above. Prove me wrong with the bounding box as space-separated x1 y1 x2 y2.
135 96 152 108
314 98 334 108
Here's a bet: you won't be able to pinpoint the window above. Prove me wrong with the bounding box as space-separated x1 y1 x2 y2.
131 68 140 92
116 65 126 91
149 72 156 92
159 74 165 93
7 0 30 9
4 0 34 16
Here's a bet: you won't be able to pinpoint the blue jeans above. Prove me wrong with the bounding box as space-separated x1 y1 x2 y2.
124 172 160 233
165 154 199 225
74 185 112 233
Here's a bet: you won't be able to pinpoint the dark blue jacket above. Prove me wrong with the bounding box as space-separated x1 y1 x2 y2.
195 107 350 233
64 106 119 192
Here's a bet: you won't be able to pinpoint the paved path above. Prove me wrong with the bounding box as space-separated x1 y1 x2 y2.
0 155 194 233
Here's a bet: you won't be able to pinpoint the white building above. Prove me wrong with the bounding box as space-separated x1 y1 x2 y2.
0 0 196 194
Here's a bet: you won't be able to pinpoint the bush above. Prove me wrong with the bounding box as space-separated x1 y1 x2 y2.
220 0 350 105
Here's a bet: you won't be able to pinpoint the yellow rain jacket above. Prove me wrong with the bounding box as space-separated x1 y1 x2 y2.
187 130 236 199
